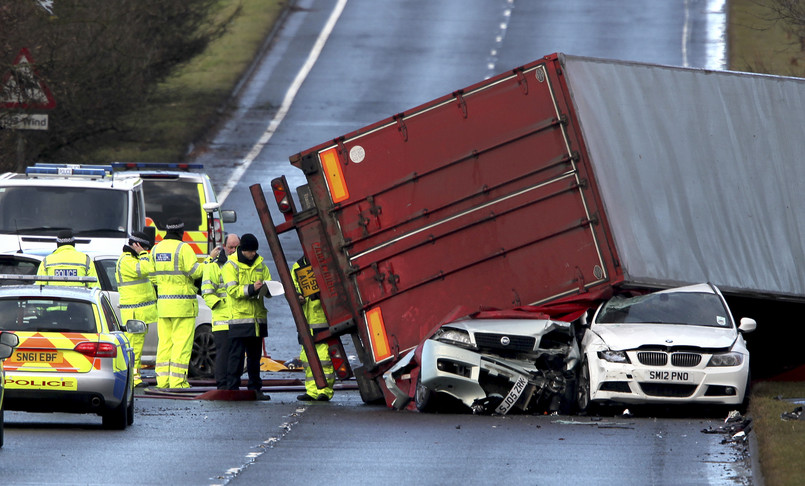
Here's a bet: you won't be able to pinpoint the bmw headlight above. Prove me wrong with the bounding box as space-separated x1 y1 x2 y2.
707 352 744 367
597 350 630 363
433 328 473 348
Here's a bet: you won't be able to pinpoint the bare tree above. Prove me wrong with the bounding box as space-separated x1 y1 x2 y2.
764 0 805 53
0 0 237 171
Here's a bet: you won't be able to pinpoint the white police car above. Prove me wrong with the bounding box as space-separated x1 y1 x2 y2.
0 275 145 429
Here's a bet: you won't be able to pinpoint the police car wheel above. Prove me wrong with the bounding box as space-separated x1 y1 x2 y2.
126 386 135 426
102 381 130 430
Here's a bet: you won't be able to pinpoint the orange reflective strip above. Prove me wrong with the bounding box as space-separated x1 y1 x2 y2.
184 230 207 243
320 147 349 203
3 332 95 371
365 307 391 363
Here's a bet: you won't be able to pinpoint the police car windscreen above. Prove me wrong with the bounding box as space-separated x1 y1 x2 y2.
0 186 128 235
141 180 202 230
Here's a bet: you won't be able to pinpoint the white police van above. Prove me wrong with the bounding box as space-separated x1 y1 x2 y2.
0 163 146 255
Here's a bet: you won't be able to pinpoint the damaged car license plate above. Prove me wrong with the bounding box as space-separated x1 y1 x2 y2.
495 375 529 415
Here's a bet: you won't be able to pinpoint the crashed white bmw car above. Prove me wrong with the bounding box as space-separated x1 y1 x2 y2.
577 282 756 411
384 309 580 415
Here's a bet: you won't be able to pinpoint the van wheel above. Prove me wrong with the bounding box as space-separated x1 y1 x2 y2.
189 324 215 379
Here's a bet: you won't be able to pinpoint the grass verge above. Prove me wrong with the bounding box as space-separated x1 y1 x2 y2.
87 0 285 162
729 0 805 76
748 382 805 486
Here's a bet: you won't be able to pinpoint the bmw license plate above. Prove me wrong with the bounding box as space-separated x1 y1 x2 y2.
646 370 691 382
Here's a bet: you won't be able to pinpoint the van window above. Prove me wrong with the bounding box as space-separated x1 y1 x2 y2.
0 186 128 236
141 180 202 230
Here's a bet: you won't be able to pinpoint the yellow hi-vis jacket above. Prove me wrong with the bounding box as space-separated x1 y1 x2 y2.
36 245 100 288
115 247 158 323
201 256 230 331
222 252 271 338
291 259 327 330
150 238 203 318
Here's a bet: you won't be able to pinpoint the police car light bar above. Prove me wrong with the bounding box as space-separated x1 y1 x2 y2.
0 274 98 283
110 162 203 171
26 163 113 179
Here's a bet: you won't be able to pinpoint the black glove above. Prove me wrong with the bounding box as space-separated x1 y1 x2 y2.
216 249 227 264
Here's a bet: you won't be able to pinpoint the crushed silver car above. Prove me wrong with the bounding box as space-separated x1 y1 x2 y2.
384 308 580 415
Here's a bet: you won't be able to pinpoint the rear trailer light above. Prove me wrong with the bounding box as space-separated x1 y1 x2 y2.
271 178 292 212
328 339 352 380
270 176 296 222
74 342 117 358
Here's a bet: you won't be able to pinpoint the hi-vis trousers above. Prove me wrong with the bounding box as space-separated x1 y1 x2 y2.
155 316 195 388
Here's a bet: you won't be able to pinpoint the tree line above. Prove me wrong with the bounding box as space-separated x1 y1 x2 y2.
0 0 236 172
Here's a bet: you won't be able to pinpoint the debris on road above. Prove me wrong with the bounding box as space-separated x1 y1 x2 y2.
700 410 752 443
781 406 804 421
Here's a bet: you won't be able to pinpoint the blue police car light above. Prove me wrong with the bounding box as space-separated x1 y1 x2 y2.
26 165 109 178
26 163 113 178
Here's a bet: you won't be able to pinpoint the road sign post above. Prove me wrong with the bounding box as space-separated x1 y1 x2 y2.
1 48 57 170
1 48 56 111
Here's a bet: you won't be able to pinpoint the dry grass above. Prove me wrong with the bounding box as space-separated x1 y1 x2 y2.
748 382 805 486
87 0 285 162
729 0 805 76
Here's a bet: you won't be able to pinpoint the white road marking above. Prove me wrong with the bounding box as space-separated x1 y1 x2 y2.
218 0 348 204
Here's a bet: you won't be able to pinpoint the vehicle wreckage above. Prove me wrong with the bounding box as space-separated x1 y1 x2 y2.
383 307 581 415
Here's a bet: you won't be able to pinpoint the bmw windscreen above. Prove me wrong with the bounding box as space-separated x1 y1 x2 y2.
595 291 733 328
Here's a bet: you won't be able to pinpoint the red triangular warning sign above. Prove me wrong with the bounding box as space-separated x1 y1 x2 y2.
1 48 56 110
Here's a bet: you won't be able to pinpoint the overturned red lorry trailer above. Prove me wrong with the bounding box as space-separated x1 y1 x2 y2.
254 53 805 403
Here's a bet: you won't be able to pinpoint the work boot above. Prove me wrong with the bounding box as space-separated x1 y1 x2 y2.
297 394 317 401
316 395 331 402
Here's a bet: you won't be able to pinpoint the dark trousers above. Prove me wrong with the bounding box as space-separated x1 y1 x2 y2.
212 329 229 390
226 336 262 391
